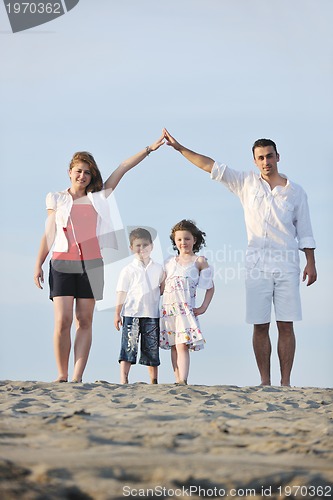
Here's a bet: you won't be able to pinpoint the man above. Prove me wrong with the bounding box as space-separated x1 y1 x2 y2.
163 128 317 386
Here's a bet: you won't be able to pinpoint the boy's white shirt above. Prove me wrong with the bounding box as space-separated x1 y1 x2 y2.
116 258 164 318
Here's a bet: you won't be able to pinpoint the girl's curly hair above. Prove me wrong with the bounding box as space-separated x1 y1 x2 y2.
170 219 206 254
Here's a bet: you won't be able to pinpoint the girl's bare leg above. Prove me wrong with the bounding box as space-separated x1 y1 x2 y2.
175 343 190 384
171 346 180 382
53 296 74 382
72 298 95 382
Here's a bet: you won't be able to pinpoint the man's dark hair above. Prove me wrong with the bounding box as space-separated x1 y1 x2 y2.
252 138 278 157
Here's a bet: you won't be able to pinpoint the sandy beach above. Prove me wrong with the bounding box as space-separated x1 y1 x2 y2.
0 381 332 499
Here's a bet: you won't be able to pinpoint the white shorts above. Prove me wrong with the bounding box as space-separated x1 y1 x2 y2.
245 270 302 324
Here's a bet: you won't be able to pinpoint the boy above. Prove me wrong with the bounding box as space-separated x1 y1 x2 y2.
114 228 164 384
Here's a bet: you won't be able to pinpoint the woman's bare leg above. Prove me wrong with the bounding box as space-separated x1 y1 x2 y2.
53 296 74 382
72 298 95 382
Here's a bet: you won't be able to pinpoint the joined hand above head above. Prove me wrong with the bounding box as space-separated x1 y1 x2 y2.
163 128 182 151
149 133 165 152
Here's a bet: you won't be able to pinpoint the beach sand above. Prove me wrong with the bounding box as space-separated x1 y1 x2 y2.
0 381 332 499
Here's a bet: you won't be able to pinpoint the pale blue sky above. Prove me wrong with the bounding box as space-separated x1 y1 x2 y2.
1 0 332 387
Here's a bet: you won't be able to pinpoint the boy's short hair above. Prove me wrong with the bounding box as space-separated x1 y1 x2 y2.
252 138 278 157
129 228 153 246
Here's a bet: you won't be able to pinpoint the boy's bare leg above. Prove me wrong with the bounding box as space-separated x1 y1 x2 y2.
120 360 131 384
148 366 158 384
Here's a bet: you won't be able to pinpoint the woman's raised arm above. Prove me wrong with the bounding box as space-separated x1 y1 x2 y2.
103 133 165 196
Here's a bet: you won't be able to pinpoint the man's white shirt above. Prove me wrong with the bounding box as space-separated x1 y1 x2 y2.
211 162 316 273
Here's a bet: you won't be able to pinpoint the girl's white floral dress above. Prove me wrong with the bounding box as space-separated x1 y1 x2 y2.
160 256 213 351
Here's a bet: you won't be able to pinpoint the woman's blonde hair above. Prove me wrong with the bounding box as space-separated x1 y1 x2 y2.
69 152 103 192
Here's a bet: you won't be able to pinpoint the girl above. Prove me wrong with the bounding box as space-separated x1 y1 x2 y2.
34 135 164 383
160 219 214 384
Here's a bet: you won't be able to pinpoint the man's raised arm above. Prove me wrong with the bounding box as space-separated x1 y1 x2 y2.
164 128 214 173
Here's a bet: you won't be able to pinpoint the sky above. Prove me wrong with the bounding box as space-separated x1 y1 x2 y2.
0 0 332 388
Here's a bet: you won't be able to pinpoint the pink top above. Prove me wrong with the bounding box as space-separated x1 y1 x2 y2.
52 204 102 261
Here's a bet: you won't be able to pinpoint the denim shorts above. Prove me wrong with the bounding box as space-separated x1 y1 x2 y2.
119 317 160 366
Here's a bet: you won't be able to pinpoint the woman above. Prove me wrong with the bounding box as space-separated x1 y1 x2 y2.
34 136 164 383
